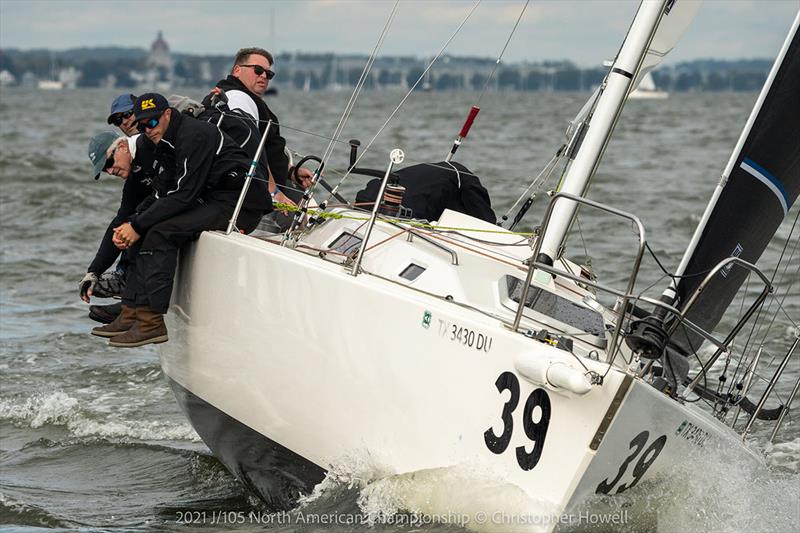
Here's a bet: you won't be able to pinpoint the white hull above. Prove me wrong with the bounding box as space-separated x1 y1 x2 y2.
37 80 64 90
159 217 762 529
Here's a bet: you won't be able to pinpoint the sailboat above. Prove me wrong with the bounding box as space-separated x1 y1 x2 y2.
628 71 668 99
159 1 799 528
37 52 64 90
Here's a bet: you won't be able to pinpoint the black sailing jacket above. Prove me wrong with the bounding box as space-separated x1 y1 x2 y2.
200 76 296 199
128 110 271 235
355 161 496 224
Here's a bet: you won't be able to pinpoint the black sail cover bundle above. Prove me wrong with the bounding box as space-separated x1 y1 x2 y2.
670 17 800 353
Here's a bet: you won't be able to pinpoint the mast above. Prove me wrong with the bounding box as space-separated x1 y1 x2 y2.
536 0 668 265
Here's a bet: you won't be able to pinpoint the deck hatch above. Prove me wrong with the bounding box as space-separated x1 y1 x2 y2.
399 263 426 281
504 276 606 337
328 232 363 256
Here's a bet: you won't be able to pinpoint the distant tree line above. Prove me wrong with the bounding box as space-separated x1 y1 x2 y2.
0 47 771 92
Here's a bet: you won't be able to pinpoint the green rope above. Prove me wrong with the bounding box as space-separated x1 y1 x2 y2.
273 202 535 237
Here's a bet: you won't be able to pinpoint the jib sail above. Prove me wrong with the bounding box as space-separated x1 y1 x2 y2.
668 12 800 352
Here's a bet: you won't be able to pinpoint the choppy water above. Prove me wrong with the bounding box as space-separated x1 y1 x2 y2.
1 88 798 532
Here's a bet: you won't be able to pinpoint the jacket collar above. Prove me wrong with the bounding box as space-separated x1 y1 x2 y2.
159 108 182 149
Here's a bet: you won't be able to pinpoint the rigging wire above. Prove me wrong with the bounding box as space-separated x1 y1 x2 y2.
322 0 483 205
753 207 800 345
476 0 530 107
502 145 566 228
725 208 800 398
282 0 400 242
318 0 400 170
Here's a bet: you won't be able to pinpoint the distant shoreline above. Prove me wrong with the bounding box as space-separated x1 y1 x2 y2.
0 47 772 92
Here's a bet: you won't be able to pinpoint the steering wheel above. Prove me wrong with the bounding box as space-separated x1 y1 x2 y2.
290 155 349 205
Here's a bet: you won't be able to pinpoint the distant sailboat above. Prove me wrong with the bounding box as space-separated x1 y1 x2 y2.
37 53 64 90
629 71 668 99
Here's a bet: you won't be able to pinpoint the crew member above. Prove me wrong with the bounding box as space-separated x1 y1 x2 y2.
200 47 313 208
80 94 144 323
98 93 271 348
355 161 496 223
107 93 139 137
82 130 159 326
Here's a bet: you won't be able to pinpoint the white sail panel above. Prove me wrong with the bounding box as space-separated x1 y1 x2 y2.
632 0 702 90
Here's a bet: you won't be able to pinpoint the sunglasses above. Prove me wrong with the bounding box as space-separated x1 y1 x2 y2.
137 116 161 133
110 110 134 126
103 152 116 171
240 64 276 80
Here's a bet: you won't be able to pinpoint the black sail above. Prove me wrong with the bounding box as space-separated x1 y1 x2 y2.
671 15 800 352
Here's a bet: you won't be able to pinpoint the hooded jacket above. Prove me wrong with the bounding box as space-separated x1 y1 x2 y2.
355 161 496 224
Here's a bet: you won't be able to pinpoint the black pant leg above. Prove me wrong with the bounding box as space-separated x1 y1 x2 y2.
137 201 232 314
121 239 145 308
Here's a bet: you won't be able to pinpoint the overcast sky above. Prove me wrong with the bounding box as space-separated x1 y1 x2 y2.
1 1 797 66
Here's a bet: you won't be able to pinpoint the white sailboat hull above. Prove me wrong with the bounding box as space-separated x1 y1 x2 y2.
628 89 669 99
159 230 762 529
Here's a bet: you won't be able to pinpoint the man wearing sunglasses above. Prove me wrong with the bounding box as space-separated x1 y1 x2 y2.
103 92 271 348
81 130 160 324
201 48 312 212
79 93 143 323
107 94 139 137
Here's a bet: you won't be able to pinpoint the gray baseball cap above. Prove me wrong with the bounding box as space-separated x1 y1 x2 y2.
87 131 120 180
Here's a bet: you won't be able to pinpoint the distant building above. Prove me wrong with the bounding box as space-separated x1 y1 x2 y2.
148 31 173 70
144 30 173 90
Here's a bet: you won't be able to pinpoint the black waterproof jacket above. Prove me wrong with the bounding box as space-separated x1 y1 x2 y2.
200 76 295 199
128 110 272 235
87 135 159 274
355 161 496 224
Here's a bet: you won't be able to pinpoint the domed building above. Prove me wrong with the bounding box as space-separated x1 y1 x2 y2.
145 31 173 90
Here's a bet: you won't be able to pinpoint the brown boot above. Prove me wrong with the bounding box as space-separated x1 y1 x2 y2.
91 305 137 338
109 307 168 348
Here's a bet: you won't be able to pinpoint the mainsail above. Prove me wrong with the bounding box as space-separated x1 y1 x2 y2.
631 0 702 89
668 12 800 352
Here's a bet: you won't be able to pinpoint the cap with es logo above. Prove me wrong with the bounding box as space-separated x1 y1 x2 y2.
133 93 169 122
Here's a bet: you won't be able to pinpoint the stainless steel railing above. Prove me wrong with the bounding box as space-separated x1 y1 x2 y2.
514 192 647 367
511 192 794 439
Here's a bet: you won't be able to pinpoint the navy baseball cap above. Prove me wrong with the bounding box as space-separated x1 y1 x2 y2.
88 131 121 180
133 93 169 122
106 94 137 124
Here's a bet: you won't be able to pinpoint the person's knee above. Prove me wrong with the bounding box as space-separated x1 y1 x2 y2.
139 221 174 250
